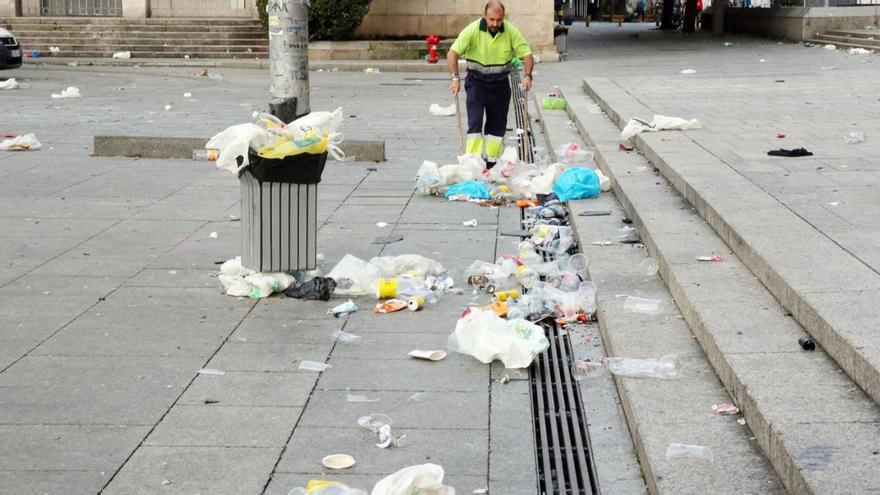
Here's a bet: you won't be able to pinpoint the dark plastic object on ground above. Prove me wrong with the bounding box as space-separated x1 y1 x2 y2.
244 150 328 183
798 335 816 351
284 276 337 300
767 148 813 157
372 234 404 245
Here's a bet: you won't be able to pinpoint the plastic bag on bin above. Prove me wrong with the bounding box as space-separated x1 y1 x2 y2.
206 123 275 175
371 463 454 495
552 167 600 202
448 307 549 368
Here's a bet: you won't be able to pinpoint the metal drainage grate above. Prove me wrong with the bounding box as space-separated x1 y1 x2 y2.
531 319 600 495
510 87 600 493
510 71 536 164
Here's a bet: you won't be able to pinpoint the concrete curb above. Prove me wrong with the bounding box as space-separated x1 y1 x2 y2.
24 58 450 73
93 135 386 162
558 82 880 494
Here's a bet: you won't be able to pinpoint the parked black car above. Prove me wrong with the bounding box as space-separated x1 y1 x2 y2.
0 28 22 70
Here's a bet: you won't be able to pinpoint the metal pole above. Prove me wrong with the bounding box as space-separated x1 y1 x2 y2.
267 0 309 123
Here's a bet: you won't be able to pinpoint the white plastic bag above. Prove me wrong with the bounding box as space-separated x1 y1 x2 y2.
369 255 445 278
217 256 295 298
327 254 380 296
206 123 275 175
292 106 343 134
429 103 456 116
621 115 702 141
0 78 19 90
529 162 565 196
51 87 81 99
448 308 549 368
415 160 443 194
112 51 131 59
0 133 42 151
371 464 454 495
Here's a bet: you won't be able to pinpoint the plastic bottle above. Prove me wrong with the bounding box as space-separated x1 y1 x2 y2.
605 354 680 380
370 276 427 299
192 149 218 161
515 265 539 288
518 241 543 265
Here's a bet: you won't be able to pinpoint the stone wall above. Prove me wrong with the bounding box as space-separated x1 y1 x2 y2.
703 6 880 40
356 0 556 58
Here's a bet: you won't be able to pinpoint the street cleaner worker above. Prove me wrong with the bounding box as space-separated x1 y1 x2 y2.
447 0 534 168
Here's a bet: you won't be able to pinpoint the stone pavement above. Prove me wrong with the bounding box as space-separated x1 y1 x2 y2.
0 65 538 494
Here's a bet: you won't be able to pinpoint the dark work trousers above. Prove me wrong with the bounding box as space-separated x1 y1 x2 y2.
465 74 511 160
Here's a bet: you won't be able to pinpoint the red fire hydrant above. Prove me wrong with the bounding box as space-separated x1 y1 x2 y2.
426 34 441 64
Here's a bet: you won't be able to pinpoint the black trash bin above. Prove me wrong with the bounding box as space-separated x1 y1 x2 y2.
239 151 327 272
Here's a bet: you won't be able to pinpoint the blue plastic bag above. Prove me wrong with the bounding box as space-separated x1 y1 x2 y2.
552 167 600 202
445 180 490 200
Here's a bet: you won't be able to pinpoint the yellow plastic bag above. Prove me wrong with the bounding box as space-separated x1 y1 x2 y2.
256 129 328 159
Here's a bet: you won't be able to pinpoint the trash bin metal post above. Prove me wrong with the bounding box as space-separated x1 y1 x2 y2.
267 0 310 123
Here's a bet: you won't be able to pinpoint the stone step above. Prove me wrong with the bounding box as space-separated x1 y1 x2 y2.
18 43 267 53
2 23 265 33
0 16 260 25
24 50 267 58
815 34 880 47
826 29 880 39
11 30 266 39
561 76 880 493
16 38 267 48
806 37 879 51
534 84 784 494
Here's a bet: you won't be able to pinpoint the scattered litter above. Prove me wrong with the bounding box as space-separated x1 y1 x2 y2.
798 335 816 351
285 277 337 301
724 41 735 47
376 222 389 228
619 143 634 151
183 92 192 98
821 66 837 71
640 257 659 277
623 295 661 314
445 180 490 200
332 330 362 343
327 255 380 296
713 402 740 415
828 201 840 207
666 443 714 462
371 464 453 495
578 209 611 217
767 148 813 157
346 391 379 403
848 47 872 55
429 103 456 116
218 257 295 299
496 374 510 384
407 295 425 311
358 414 406 448
463 219 478 227
680 69 697 74
197 368 226 376
51 87 81 99
49 46 61 53
298 361 332 372
759 58 766 62
409 349 447 361
448 307 550 368
621 115 702 140
824 44 837 51
112 51 131 59
374 299 407 313
737 418 747 425
572 359 604 380
0 134 42 151
776 133 786 138
0 78 19 90
553 167 600 202
363 67 381 74
696 255 723 262
844 131 866 144
409 392 428 402
541 96 567 110
328 299 359 317
605 354 681 379
209 231 218 238
372 234 404 245
165 104 173 111
322 454 356 470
